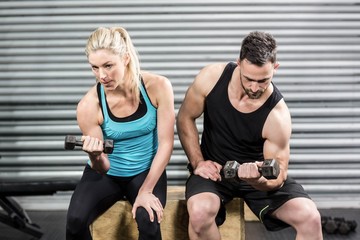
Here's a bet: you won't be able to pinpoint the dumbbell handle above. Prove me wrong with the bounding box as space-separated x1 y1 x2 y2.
73 140 85 147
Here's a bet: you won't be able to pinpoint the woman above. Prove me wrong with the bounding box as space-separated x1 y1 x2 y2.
66 27 175 240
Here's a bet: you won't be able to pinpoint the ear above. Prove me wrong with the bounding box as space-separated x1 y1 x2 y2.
123 53 130 66
274 62 280 70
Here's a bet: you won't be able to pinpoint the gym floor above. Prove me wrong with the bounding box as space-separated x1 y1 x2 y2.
0 208 359 240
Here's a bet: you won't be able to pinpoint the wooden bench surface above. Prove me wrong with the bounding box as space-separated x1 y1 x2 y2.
91 186 247 240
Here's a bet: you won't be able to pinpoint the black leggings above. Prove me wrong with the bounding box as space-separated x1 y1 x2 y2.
66 164 167 240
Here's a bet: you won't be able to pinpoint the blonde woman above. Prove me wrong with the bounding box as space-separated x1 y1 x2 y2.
66 27 175 240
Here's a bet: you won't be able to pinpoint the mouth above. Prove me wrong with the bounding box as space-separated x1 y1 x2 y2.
250 92 261 98
101 79 112 85
245 89 263 99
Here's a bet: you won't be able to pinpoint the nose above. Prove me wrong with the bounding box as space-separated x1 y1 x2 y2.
99 68 107 80
250 82 259 92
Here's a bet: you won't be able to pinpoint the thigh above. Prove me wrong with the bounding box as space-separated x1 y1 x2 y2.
244 177 311 231
68 165 125 222
186 174 233 226
272 197 319 225
186 174 219 200
125 170 167 206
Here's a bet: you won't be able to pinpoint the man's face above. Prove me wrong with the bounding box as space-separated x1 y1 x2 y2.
238 59 279 99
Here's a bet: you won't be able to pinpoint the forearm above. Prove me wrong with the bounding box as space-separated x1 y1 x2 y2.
247 166 287 191
86 152 110 173
177 120 204 169
87 152 106 162
248 177 285 191
139 142 172 193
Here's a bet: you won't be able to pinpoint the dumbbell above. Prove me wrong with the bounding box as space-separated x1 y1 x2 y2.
64 135 114 154
322 216 357 235
322 216 338 234
337 217 357 235
223 159 280 180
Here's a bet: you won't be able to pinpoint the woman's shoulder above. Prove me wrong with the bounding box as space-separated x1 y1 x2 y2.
141 71 172 91
141 71 168 82
77 84 99 112
140 71 173 107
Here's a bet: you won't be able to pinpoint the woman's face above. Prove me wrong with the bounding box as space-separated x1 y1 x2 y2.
88 49 129 90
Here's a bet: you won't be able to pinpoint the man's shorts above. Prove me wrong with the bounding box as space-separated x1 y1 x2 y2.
185 174 311 231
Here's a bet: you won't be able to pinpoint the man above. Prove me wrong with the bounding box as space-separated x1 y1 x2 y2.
176 31 323 240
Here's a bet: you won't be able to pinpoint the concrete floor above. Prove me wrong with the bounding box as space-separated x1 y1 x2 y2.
0 208 359 240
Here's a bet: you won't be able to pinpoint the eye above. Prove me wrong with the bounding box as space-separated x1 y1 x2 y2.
91 66 99 71
105 64 112 69
258 79 268 84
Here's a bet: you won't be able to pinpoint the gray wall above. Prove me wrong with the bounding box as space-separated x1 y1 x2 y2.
1 0 360 209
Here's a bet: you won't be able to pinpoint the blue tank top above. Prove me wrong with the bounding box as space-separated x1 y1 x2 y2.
96 81 158 177
201 62 283 165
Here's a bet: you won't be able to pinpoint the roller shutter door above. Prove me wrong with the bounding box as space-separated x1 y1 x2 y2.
0 0 359 208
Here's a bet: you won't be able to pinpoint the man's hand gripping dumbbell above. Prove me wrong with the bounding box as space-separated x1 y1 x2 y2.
223 159 280 181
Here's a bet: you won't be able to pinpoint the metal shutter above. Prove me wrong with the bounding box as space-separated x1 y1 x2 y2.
1 0 359 209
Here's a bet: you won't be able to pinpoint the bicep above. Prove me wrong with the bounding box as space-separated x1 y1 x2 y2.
76 92 104 140
177 63 223 138
177 80 207 122
263 101 292 165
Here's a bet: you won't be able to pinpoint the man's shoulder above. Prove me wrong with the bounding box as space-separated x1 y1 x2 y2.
196 62 231 83
201 62 230 74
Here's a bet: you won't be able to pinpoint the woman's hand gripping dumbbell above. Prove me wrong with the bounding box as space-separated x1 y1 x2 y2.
64 135 114 154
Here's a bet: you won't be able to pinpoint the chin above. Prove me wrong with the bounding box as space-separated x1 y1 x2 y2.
103 85 115 91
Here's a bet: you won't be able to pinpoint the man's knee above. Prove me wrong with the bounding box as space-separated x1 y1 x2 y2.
299 201 321 225
188 198 219 230
290 200 322 234
293 202 323 239
304 208 322 229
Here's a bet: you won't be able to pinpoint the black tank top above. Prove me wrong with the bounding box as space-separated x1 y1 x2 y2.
200 62 283 165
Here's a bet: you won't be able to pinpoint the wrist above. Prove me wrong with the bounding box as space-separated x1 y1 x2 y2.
250 177 266 185
191 159 204 170
139 187 153 194
89 153 102 161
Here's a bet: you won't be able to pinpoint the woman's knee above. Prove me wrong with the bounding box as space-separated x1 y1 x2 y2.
135 207 161 238
66 211 92 240
66 211 88 232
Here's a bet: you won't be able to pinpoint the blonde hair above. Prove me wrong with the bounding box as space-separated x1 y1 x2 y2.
85 27 141 101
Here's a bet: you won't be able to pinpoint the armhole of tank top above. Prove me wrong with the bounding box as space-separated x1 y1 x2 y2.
274 84 283 100
140 76 157 109
262 83 283 111
96 82 105 119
